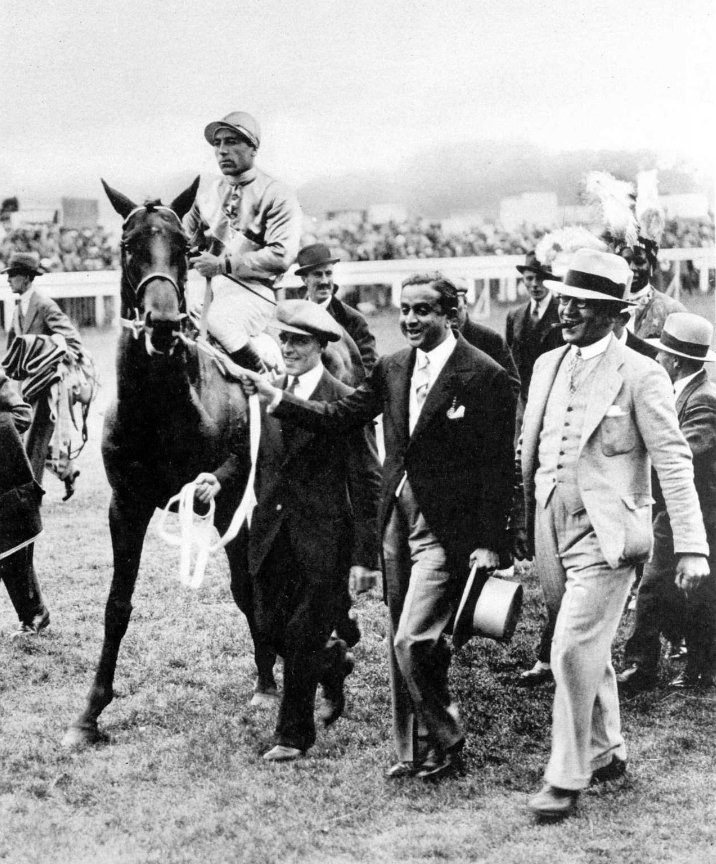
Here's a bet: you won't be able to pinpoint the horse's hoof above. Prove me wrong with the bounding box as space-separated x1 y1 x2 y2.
250 684 280 709
61 723 106 749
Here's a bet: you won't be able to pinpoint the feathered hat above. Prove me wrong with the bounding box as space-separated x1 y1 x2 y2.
534 226 607 277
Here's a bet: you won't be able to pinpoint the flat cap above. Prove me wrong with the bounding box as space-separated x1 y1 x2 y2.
275 300 342 342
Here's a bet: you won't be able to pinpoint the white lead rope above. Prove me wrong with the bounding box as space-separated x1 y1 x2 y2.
156 391 261 588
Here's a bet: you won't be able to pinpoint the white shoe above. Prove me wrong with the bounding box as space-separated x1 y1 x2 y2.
262 745 303 762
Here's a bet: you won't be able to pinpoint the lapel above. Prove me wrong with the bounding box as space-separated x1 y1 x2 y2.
578 337 624 453
386 348 413 446
522 345 568 468
676 369 707 417
513 303 530 341
22 291 41 333
410 336 475 443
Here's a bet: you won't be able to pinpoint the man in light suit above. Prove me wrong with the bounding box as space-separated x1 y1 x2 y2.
514 249 709 819
296 243 378 382
242 273 515 780
619 313 716 691
4 251 82 485
195 300 381 761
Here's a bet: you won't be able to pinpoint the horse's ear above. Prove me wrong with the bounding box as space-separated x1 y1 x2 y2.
169 176 200 222
101 179 137 219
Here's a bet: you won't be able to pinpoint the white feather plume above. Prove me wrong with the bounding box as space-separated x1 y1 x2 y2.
583 171 639 247
636 169 665 245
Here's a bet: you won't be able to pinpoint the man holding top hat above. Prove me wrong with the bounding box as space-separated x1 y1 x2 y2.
514 248 708 818
296 242 378 381
619 313 716 692
184 111 302 372
238 273 515 780
193 300 381 762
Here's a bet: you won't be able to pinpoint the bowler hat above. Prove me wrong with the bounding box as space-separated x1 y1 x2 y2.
544 248 637 305
274 300 342 343
204 111 261 149
646 312 716 362
452 563 523 649
1 251 43 276
295 243 341 276
516 251 559 282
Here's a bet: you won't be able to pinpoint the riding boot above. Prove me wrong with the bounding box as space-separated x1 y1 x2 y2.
229 345 263 374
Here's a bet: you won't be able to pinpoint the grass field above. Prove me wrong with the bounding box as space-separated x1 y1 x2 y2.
1 298 715 864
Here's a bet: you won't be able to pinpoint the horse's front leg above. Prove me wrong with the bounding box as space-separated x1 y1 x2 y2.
62 492 155 748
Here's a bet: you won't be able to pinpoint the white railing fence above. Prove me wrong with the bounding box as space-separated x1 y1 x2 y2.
0 248 713 329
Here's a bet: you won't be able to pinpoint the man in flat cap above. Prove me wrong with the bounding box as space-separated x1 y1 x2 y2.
619 313 716 692
194 300 381 761
514 249 708 819
296 243 377 383
240 273 515 780
184 111 302 371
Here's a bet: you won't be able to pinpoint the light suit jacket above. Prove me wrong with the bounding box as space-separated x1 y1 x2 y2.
519 336 708 569
8 290 82 357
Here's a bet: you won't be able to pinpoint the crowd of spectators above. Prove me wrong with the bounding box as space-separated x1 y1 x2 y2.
304 214 715 263
0 222 118 272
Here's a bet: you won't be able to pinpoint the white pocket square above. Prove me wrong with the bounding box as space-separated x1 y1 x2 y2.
447 404 465 420
606 405 627 417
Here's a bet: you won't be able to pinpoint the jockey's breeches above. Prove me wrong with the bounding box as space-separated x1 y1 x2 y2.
207 276 276 353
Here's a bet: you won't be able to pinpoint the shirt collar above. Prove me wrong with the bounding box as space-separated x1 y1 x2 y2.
290 360 324 395
416 329 456 368
20 285 35 316
569 331 613 360
227 167 257 187
674 369 703 399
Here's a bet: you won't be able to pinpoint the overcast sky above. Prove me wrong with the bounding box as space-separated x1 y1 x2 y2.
1 0 714 206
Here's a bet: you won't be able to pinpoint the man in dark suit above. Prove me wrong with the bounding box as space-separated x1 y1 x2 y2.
505 251 562 410
618 313 716 692
195 300 381 761
296 243 378 382
4 251 82 484
242 273 515 779
454 281 520 399
0 368 49 637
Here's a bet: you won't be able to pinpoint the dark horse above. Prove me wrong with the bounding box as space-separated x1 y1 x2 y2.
62 180 275 747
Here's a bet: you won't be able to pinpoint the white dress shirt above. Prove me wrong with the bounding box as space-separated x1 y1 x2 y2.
408 330 456 433
19 286 36 318
284 360 325 401
673 369 702 400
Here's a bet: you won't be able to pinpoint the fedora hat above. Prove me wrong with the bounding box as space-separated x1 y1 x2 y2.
646 312 716 362
204 111 261 149
516 250 559 282
295 243 341 276
273 299 342 343
452 563 523 649
544 247 636 305
1 251 43 276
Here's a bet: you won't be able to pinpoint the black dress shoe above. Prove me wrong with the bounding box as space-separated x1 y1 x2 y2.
318 644 355 727
385 760 421 779
528 784 579 819
415 740 465 781
616 664 657 693
591 756 627 784
517 665 553 687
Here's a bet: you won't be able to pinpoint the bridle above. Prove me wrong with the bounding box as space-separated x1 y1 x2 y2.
119 203 188 315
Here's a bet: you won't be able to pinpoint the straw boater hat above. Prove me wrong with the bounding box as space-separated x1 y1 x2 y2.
295 243 341 276
452 564 523 649
1 251 43 276
646 313 716 362
204 111 261 149
544 247 637 305
273 299 342 343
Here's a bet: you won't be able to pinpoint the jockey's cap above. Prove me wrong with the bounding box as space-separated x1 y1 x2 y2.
204 112 261 149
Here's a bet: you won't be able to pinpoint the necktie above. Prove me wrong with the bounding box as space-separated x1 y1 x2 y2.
531 300 540 321
415 355 430 407
285 376 298 395
567 348 584 395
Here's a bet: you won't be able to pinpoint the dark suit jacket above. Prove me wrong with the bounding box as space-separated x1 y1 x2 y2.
8 289 82 357
275 335 516 578
216 367 381 579
505 295 561 401
328 295 378 377
459 317 520 399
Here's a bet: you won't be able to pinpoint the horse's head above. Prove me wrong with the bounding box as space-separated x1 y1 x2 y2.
103 178 199 356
